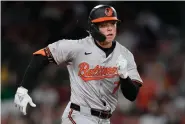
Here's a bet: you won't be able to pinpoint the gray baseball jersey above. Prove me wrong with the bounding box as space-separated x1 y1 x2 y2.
48 36 142 113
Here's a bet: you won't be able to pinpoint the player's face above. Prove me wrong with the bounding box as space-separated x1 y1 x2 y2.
98 21 117 42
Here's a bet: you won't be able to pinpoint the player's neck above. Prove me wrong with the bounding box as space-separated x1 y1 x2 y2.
96 41 112 48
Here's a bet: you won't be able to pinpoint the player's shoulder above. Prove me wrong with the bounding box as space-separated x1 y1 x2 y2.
116 41 133 57
76 35 94 45
54 36 93 45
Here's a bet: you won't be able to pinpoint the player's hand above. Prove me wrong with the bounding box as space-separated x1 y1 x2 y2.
116 55 128 79
14 86 36 115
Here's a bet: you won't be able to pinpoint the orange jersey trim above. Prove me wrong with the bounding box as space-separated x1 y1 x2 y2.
132 79 143 86
80 74 119 82
33 49 46 56
33 47 56 63
112 81 120 94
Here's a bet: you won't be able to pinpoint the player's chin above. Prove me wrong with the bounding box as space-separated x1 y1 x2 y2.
106 36 115 42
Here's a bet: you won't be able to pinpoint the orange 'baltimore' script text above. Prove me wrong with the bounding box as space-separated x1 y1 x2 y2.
78 62 118 82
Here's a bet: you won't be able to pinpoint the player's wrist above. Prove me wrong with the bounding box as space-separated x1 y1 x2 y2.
17 86 28 94
119 72 128 79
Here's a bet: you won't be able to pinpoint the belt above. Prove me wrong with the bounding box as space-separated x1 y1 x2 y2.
70 103 112 119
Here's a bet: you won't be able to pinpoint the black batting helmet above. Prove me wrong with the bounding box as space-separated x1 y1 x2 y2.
88 5 120 42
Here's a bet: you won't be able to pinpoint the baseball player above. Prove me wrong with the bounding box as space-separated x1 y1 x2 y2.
14 5 143 124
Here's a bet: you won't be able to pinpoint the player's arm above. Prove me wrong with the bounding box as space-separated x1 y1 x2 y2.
20 47 56 91
119 77 142 101
116 54 143 101
14 39 80 115
14 47 56 115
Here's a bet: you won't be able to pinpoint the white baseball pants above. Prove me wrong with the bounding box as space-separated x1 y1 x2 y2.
61 102 111 124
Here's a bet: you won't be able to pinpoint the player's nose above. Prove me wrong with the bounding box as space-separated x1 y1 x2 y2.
107 26 112 31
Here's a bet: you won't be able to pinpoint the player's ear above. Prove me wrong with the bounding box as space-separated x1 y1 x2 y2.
33 48 46 56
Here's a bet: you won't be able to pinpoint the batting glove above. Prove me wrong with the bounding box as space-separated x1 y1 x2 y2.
14 86 36 115
116 55 128 79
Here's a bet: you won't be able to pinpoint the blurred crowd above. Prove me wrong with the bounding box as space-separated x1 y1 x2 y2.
1 1 185 124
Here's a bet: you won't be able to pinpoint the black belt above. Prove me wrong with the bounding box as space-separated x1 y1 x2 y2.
70 103 112 119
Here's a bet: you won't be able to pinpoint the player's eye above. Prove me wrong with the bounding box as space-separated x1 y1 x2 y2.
111 21 117 25
98 21 117 28
99 23 107 28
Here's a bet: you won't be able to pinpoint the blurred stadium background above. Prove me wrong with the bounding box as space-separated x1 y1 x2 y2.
1 1 185 124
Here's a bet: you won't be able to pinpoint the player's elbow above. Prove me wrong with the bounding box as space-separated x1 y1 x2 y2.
120 78 141 102
121 86 140 102
128 96 137 101
124 94 137 101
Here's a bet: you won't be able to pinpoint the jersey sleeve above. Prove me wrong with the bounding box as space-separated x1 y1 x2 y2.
47 39 81 65
127 52 143 84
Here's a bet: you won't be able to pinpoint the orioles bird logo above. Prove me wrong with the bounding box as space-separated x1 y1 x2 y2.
105 7 113 16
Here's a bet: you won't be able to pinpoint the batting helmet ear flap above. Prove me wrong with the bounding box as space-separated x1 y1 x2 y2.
88 17 106 42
